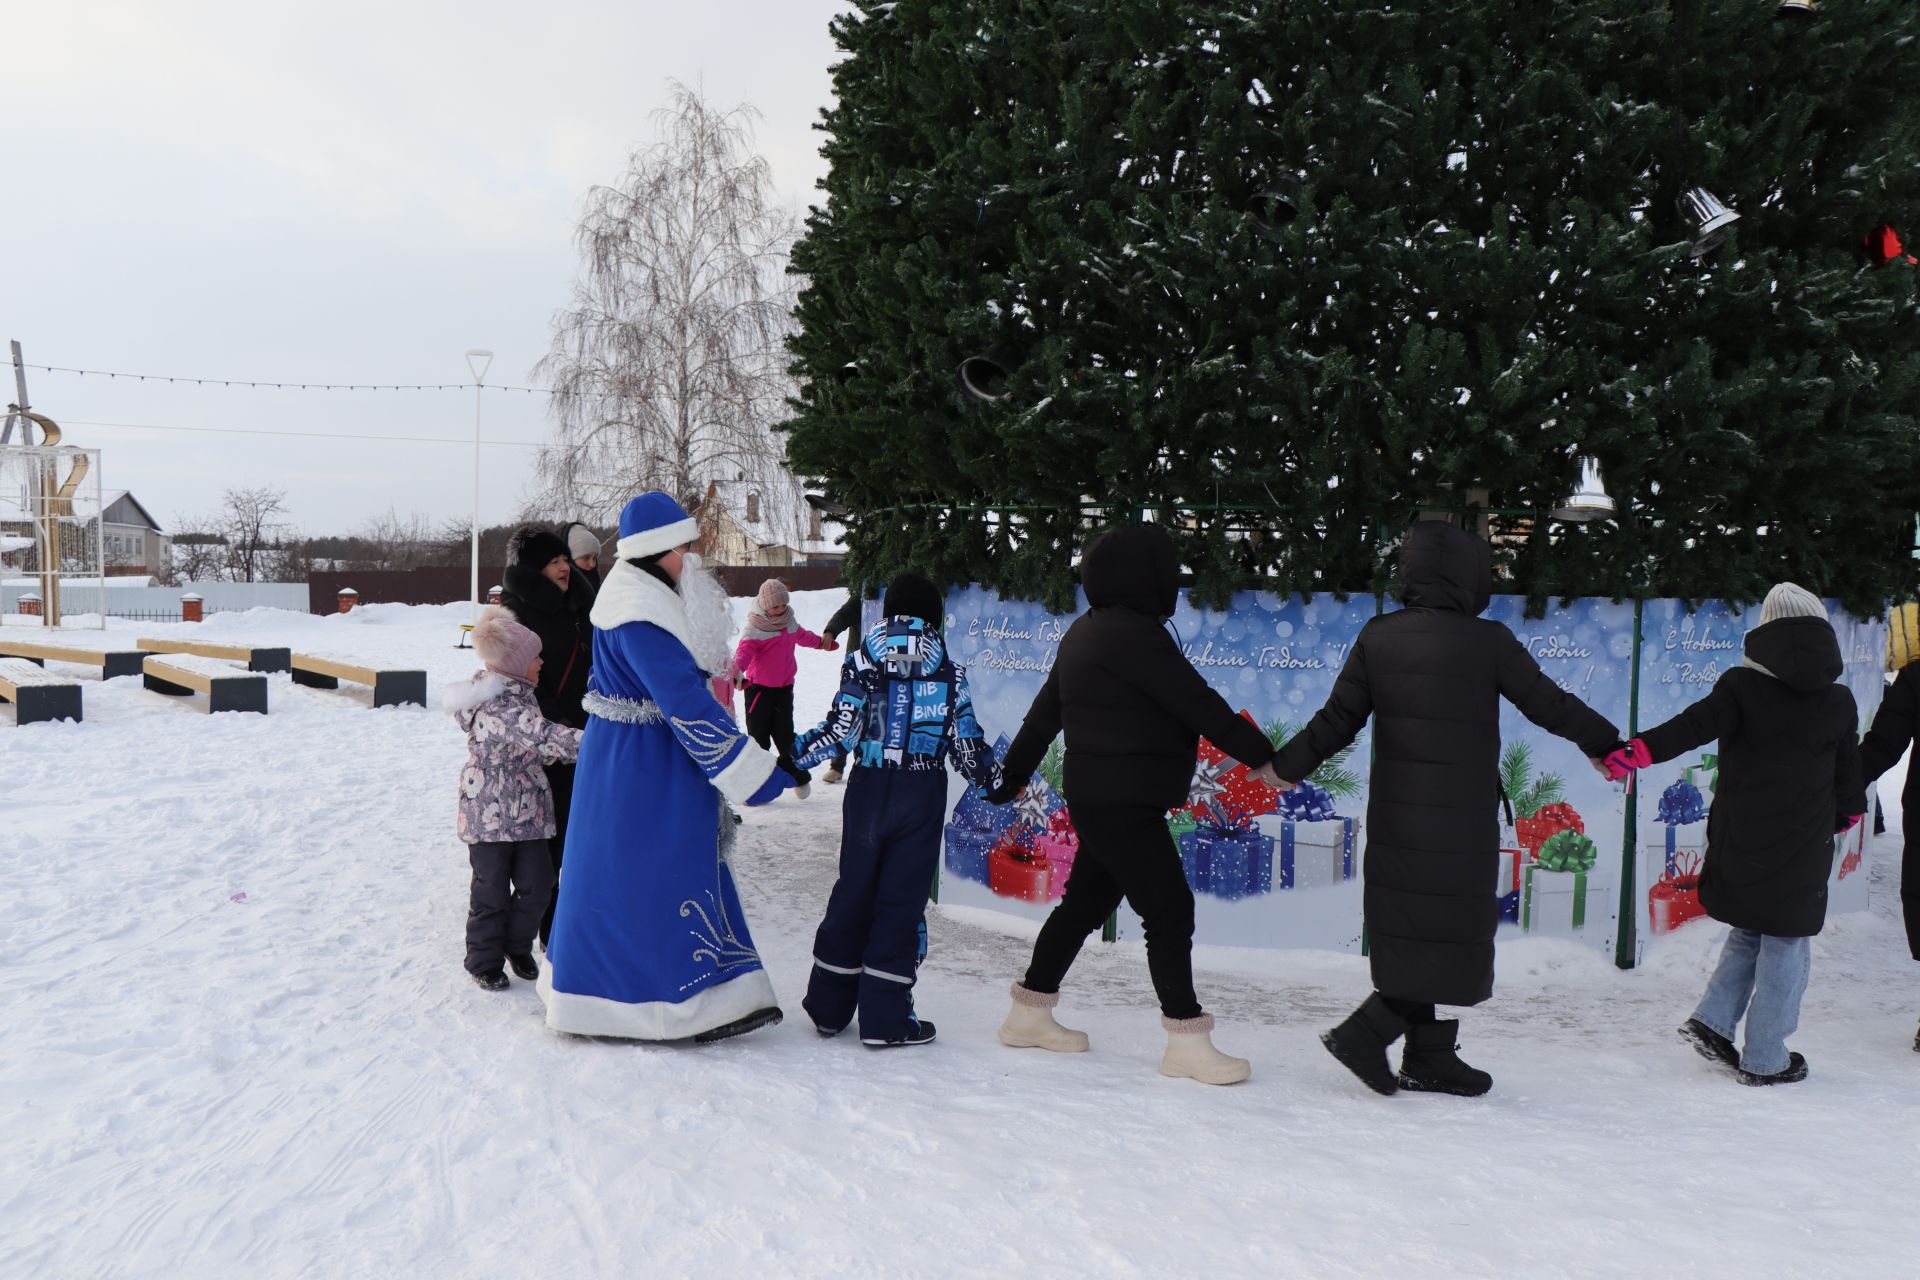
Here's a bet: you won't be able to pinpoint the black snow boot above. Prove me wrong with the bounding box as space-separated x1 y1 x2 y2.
863 1017 937 1049
1678 1018 1740 1070
1397 1020 1494 1097
1912 1018 1919 1054
470 967 509 992
508 953 539 982
1737 1051 1809 1086
692 1006 783 1044
1321 993 1410 1095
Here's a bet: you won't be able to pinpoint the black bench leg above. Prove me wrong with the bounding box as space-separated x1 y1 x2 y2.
374 672 428 708
145 674 194 697
249 648 292 674
291 668 340 690
15 685 82 725
209 677 269 714
104 652 150 679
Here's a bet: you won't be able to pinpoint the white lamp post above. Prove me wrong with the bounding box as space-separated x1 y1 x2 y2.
464 348 494 624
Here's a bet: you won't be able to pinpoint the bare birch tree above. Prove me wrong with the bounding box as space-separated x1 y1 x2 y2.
535 83 801 538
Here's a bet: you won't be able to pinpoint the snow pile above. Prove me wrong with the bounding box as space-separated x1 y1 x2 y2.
3 594 1917 1276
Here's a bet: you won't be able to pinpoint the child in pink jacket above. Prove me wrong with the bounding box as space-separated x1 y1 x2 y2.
735 578 837 797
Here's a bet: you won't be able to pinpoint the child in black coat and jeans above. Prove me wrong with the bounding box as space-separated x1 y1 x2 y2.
1610 583 1866 1085
993 525 1282 1086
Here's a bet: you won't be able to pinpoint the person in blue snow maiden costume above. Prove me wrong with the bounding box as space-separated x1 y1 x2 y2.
791 573 1001 1047
538 491 791 1043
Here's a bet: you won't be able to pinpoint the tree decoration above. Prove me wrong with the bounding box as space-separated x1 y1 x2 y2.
1677 186 1741 260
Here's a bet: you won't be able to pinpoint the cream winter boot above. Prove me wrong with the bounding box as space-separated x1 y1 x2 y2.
997 984 1090 1052
1158 1014 1251 1085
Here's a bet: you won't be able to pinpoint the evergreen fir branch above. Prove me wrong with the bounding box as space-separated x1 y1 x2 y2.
1500 743 1534 815
1038 740 1066 797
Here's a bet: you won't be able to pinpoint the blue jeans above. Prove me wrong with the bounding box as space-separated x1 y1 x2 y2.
1692 928 1811 1076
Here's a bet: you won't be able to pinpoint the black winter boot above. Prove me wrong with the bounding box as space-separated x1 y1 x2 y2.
470 967 509 992
1678 1018 1740 1069
1321 993 1410 1095
508 953 539 982
1397 1020 1493 1097
691 1006 783 1044
1737 1051 1809 1086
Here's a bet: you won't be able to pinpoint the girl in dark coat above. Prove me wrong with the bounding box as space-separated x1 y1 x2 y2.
500 527 597 948
1857 658 1920 1052
1273 521 1621 1097
1611 584 1866 1084
993 524 1280 1086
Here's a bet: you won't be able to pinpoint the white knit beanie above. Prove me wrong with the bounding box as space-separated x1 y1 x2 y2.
567 524 601 560
1759 582 1827 625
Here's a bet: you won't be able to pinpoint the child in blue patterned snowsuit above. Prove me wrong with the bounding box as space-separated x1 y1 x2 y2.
793 574 1000 1047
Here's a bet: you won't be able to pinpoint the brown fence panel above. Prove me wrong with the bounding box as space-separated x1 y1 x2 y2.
308 563 850 612
712 564 847 597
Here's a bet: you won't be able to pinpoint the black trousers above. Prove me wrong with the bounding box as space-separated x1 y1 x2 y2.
538 761 575 949
466 839 554 974
744 683 809 784
1022 802 1203 1020
1905 836 1920 963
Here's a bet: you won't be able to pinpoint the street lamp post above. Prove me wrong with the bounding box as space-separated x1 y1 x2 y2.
465 349 494 625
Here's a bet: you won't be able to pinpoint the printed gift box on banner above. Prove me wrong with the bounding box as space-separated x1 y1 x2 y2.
1522 829 1604 935
945 733 1067 892
1517 801 1584 858
1647 770 1709 935
1178 808 1275 901
988 830 1052 903
1180 710 1285 825
1496 826 1526 924
1253 781 1358 892
1031 808 1078 901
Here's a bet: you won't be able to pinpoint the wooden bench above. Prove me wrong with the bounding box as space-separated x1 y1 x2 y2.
143 655 269 714
0 638 149 679
137 637 291 673
0 657 82 724
289 653 427 708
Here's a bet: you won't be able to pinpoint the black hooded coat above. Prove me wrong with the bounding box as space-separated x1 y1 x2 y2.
1638 617 1864 938
1271 522 1621 1007
1858 662 1920 958
1001 525 1274 811
500 563 595 730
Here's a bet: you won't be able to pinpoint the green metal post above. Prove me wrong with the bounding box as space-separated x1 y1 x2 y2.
1614 598 1645 969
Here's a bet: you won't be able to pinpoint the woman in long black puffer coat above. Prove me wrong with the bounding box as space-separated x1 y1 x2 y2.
500 527 595 949
1859 660 1920 1052
1272 521 1622 1097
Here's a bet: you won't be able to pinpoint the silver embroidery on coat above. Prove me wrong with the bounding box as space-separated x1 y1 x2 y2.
671 715 741 767
581 691 664 724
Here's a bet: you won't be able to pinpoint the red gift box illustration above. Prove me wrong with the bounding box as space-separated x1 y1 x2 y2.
1517 802 1584 858
1647 848 1706 935
989 832 1052 903
1031 808 1079 901
1184 710 1284 824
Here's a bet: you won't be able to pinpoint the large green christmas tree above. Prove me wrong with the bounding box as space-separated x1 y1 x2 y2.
786 1 1920 613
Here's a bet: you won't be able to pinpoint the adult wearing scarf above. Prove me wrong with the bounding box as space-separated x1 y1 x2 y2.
538 492 791 1043
734 578 836 798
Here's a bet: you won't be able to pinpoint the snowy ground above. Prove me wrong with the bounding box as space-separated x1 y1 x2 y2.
4 593 1917 1278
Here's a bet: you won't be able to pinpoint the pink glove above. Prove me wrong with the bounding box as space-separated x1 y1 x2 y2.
1603 738 1653 782
1841 812 1865 834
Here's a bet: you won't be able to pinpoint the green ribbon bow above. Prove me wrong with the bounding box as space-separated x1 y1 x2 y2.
1537 829 1598 873
1683 754 1719 795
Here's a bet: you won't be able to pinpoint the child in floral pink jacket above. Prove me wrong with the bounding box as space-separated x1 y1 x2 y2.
445 606 583 991
734 578 836 796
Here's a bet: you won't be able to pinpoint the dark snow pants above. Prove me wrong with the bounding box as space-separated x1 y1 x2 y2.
1023 802 1204 1021
466 839 554 974
804 768 945 1040
744 683 810 785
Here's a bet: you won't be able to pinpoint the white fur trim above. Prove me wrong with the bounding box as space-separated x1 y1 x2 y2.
442 671 512 717
538 959 777 1041
591 560 735 676
614 516 699 561
713 739 781 806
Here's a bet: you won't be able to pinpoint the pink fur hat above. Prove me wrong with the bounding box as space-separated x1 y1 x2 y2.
472 605 542 677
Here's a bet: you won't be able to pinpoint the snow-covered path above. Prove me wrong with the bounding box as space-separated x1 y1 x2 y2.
3 600 1916 1278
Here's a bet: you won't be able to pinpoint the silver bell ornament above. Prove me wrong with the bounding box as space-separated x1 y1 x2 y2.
1677 187 1741 260
1553 457 1616 522
1248 177 1303 243
1778 0 1817 16
957 348 1017 403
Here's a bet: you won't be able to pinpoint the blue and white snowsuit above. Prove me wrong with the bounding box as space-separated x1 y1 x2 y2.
794 617 1000 1039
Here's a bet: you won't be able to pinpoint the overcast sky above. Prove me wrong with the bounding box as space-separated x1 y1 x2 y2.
3 0 852 536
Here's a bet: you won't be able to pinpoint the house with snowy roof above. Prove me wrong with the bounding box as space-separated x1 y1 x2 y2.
695 478 846 567
100 491 171 577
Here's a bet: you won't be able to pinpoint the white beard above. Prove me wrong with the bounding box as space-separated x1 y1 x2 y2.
676 556 737 679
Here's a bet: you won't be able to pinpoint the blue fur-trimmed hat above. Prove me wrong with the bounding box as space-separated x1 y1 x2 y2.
615 491 699 560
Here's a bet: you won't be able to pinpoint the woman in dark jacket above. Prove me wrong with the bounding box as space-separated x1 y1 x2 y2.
501 527 596 948
1273 521 1621 1097
1858 659 1920 1052
993 524 1279 1086
1618 583 1866 1084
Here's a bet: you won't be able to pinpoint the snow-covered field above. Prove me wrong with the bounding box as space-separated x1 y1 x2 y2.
4 592 1917 1278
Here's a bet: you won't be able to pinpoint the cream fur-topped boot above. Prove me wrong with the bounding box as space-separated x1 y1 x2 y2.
997 984 1090 1052
1159 1014 1251 1085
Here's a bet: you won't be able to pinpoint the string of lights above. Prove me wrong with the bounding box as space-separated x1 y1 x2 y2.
54 416 546 449
18 362 554 394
